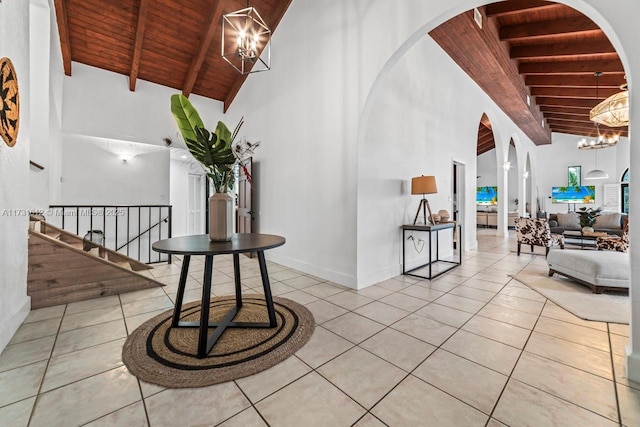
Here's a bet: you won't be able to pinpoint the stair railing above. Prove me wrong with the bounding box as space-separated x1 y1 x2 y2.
47 205 172 264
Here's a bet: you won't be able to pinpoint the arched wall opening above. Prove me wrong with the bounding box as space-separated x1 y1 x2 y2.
354 0 637 380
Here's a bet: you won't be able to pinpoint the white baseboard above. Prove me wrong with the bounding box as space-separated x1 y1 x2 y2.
0 295 31 354
466 240 478 251
266 253 357 289
626 345 640 383
356 263 403 290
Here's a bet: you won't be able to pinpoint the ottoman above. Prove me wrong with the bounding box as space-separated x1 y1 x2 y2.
547 249 629 294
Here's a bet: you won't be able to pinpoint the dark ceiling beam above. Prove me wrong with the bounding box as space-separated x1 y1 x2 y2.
478 126 493 137
477 141 496 150
129 0 150 92
535 97 598 108
544 113 593 122
477 138 495 147
552 128 596 138
54 0 72 75
551 124 628 138
519 59 625 75
530 86 619 99
547 118 596 127
540 106 597 116
430 9 550 145
485 0 558 17
499 16 599 42
182 0 226 97
511 39 615 60
525 74 624 87
478 133 495 146
224 0 295 112
478 143 495 153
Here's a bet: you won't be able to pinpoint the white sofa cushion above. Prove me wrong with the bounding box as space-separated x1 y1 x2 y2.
547 249 629 289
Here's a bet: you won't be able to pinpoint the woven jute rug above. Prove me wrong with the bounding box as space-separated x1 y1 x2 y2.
122 295 315 388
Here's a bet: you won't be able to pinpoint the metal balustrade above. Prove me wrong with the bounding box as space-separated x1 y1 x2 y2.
46 205 172 264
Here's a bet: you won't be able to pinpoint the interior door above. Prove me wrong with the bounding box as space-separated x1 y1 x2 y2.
237 158 253 234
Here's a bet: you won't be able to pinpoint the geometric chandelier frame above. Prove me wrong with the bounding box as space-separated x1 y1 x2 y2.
222 7 271 75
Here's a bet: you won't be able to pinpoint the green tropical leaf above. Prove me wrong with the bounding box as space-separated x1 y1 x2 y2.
170 94 204 144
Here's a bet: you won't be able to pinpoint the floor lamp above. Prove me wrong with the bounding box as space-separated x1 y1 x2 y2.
412 175 438 225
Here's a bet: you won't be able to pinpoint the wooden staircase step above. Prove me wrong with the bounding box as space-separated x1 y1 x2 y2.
27 219 164 309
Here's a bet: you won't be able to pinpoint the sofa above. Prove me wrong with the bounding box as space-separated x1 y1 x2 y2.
548 212 628 236
548 249 629 293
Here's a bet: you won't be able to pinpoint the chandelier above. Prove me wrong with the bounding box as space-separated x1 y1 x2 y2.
590 83 629 127
222 6 271 75
576 131 619 150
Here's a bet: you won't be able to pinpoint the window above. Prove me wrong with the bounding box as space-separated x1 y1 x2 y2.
621 168 629 214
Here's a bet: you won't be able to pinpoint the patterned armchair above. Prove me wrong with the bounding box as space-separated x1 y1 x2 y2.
515 217 565 256
596 222 629 252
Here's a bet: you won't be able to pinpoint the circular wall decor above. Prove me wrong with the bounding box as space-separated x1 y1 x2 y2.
0 57 20 147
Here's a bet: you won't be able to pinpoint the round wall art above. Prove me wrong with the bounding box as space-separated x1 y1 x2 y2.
0 57 20 147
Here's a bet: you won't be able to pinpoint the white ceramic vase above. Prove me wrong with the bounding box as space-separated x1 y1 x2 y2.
582 226 594 233
209 192 233 241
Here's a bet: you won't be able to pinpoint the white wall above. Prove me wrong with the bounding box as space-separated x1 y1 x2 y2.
536 133 627 215
356 36 538 287
59 135 169 205
0 0 31 353
61 63 224 148
29 0 50 209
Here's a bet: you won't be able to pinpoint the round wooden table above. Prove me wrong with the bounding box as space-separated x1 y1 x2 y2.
152 234 285 358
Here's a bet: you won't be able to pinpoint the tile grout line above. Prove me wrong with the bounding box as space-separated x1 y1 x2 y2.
606 323 624 426
25 304 68 427
118 293 153 427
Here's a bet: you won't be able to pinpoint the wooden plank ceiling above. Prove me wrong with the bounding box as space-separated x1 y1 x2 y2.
431 0 628 149
54 0 292 112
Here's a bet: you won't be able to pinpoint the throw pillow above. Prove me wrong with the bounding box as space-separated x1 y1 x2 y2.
556 212 580 228
594 213 622 229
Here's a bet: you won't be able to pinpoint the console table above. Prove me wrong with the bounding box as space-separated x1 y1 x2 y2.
152 233 285 358
402 223 462 280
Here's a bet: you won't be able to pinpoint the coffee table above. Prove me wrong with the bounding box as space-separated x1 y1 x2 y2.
562 230 608 249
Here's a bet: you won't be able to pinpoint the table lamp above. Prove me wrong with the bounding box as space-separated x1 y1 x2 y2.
411 175 438 225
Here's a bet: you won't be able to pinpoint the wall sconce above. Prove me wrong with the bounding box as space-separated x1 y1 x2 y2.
503 161 511 171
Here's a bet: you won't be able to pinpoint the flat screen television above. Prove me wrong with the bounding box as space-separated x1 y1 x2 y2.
551 186 595 204
476 186 498 205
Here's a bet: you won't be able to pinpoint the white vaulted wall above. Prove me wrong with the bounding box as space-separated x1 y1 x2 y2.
0 0 31 352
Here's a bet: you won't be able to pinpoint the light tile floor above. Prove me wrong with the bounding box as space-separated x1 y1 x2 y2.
2 229 640 426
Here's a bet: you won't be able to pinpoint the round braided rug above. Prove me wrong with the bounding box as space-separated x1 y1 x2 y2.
122 295 314 388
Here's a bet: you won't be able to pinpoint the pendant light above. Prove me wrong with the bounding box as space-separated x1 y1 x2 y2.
222 2 271 75
584 148 608 180
590 72 629 127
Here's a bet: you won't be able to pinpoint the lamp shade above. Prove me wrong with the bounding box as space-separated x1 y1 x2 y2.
584 169 609 180
411 176 437 195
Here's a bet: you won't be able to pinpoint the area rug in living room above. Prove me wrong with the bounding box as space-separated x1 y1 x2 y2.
122 295 315 388
511 272 629 324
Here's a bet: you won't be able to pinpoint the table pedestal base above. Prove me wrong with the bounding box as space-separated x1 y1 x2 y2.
171 251 278 358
